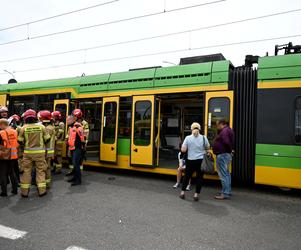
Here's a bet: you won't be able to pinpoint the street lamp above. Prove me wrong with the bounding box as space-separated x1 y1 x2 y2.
3 69 15 79
162 61 177 66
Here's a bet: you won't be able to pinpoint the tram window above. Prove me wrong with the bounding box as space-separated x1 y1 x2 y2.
37 95 54 111
10 96 35 116
295 97 301 143
54 104 67 121
207 97 230 143
134 101 152 146
119 97 132 138
103 102 117 144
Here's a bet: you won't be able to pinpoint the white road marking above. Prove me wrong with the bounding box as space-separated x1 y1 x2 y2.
66 246 88 250
0 224 27 240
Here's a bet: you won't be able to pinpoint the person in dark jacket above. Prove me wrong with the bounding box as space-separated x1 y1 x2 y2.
213 120 234 200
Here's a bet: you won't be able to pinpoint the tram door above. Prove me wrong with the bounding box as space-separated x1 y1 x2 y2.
204 91 233 143
130 95 157 167
100 97 119 163
53 99 70 157
0 94 7 107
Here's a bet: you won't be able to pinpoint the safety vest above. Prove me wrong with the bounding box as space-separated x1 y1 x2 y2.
0 127 19 159
68 125 85 151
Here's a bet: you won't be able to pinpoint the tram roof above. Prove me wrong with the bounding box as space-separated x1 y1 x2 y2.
0 60 231 95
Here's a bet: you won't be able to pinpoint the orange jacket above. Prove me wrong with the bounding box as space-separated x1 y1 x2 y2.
68 124 84 151
0 127 19 159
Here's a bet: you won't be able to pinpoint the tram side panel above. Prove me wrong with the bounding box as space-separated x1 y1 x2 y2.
255 87 301 189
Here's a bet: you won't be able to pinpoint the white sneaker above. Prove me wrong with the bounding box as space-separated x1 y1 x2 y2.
173 183 180 188
186 184 191 191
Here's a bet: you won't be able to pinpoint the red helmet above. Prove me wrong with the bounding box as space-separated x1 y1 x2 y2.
72 109 83 119
51 111 62 120
23 109 37 121
39 110 52 122
10 114 20 122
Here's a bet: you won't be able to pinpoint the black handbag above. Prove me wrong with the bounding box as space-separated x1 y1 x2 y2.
201 136 215 174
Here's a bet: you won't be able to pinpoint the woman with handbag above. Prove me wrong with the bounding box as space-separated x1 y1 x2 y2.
179 122 210 201
0 118 18 197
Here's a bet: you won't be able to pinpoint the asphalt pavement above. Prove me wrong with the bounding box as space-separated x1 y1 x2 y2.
0 169 301 250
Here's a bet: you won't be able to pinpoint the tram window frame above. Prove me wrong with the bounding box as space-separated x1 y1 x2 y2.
102 101 117 144
294 96 301 144
207 97 230 143
134 100 152 146
118 97 132 139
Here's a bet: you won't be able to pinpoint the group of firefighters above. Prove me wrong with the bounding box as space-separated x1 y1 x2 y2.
0 106 89 198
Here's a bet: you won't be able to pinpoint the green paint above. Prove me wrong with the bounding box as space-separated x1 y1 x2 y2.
256 144 301 169
0 61 230 95
117 138 130 156
258 53 301 80
256 144 301 158
255 155 301 169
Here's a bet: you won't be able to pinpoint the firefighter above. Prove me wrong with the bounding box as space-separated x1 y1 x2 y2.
72 109 89 171
0 118 18 196
39 110 55 189
0 106 9 118
66 115 85 186
18 109 50 197
52 111 65 174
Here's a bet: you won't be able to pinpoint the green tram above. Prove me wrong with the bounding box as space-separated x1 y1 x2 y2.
0 43 300 189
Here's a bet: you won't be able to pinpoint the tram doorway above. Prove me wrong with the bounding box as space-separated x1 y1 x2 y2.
157 93 204 169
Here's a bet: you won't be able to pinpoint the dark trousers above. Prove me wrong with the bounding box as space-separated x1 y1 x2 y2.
0 160 18 194
72 148 83 183
12 159 20 183
182 159 204 194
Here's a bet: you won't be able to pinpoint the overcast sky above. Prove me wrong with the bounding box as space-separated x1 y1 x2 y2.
0 0 300 83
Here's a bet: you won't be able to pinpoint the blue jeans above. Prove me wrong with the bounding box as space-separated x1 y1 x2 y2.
216 153 232 197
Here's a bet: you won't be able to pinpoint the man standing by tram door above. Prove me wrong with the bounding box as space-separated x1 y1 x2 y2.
18 109 50 197
39 111 55 189
66 115 85 186
52 111 64 174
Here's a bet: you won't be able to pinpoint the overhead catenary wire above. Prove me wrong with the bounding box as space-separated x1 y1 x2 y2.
0 0 226 46
2 33 300 75
0 0 120 32
0 7 300 63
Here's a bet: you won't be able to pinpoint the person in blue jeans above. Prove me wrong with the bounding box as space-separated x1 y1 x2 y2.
213 120 234 200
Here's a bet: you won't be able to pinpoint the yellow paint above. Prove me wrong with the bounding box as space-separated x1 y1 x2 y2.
255 166 301 189
258 80 301 89
131 95 155 166
100 96 119 162
9 84 228 99
53 99 69 157
0 94 7 106
204 91 234 136
84 155 220 180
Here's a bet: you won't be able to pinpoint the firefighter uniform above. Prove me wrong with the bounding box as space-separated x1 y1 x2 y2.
16 126 24 172
18 122 50 197
45 123 55 188
54 121 65 172
80 119 89 171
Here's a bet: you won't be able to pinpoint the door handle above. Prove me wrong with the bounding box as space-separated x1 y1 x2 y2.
111 147 115 151
133 148 138 152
